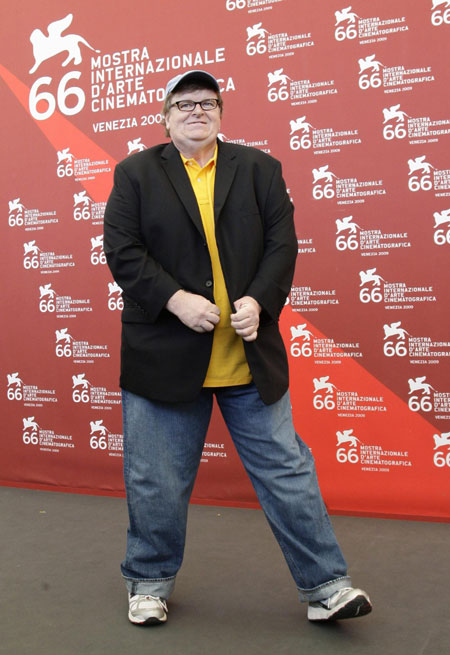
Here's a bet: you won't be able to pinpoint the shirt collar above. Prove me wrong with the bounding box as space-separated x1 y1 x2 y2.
180 145 218 170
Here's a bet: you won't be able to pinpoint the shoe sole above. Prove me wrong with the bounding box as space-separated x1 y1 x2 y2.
128 613 167 626
309 595 372 622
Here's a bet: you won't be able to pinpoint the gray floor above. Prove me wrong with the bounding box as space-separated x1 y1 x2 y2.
1 486 449 655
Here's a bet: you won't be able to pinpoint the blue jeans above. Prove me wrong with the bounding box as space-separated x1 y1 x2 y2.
121 384 351 602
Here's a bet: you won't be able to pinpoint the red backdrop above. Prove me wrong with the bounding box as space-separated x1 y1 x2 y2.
1 0 449 520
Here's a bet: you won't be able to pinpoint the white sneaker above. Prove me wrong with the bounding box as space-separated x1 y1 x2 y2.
307 587 372 621
128 593 168 625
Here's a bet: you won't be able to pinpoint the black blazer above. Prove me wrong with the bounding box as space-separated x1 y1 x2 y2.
103 139 297 404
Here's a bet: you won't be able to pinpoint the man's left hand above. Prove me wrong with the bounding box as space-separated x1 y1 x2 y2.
231 296 261 342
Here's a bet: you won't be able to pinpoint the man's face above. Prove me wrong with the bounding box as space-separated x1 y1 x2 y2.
165 87 221 151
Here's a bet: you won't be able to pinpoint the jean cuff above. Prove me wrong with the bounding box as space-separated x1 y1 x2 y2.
123 574 176 600
297 575 352 602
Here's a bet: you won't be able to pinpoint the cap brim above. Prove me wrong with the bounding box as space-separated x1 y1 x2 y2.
165 70 220 96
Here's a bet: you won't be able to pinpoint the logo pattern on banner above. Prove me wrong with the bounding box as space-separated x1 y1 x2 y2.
289 115 361 155
382 321 450 364
335 428 412 472
432 431 450 469
433 208 450 245
407 157 450 196
335 215 411 256
107 282 123 311
21 416 73 453
430 1 450 26
23 240 75 273
88 419 123 456
55 328 110 362
71 373 121 408
225 0 286 13
56 148 111 181
28 14 93 120
38 283 92 316
358 268 436 309
312 165 386 204
219 132 271 153
407 376 450 418
1 0 449 518
290 324 362 363
72 192 106 224
312 376 386 416
7 373 57 405
267 66 339 106
334 6 410 43
245 22 314 58
357 54 435 93
382 103 450 143
8 198 59 230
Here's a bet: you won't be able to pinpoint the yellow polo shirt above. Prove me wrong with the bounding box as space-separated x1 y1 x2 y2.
181 148 252 387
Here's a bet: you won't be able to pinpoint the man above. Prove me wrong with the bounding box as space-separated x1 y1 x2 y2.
104 70 372 626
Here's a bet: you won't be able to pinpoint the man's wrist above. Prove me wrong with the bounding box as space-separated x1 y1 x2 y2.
166 289 185 314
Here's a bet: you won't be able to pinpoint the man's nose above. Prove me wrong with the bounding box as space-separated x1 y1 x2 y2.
192 103 205 114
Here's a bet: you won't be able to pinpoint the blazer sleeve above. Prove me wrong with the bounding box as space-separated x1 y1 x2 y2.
103 162 182 322
245 160 297 320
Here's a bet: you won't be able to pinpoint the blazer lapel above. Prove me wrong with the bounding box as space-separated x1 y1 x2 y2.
160 140 238 232
160 142 205 237
214 141 238 223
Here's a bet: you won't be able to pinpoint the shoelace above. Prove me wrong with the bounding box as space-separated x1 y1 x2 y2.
130 595 168 612
319 587 353 608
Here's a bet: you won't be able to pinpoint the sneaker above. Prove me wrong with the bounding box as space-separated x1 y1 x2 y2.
128 593 168 625
307 587 372 622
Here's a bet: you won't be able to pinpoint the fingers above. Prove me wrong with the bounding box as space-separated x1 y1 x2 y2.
192 302 220 332
167 290 261 340
232 324 258 341
199 306 221 332
230 313 256 331
232 296 261 316
230 296 261 341
231 323 258 341
167 290 220 333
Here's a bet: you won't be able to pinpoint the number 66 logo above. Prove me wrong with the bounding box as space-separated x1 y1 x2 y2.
268 86 289 102
313 393 335 410
226 0 246 9
336 447 359 463
39 297 55 312
29 72 85 121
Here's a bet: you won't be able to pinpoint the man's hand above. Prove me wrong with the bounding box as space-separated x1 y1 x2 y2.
166 290 220 333
231 296 261 342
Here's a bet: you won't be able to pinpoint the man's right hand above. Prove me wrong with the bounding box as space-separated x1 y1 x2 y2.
166 290 220 333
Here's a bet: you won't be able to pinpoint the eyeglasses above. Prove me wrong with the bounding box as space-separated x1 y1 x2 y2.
169 98 220 112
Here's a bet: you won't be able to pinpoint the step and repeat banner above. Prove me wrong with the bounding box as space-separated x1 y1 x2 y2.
1 0 449 520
